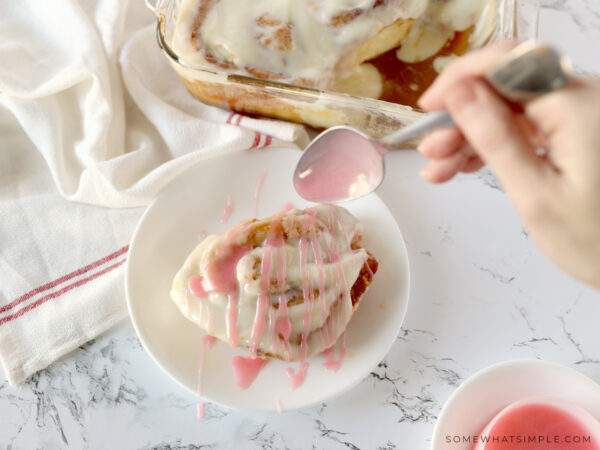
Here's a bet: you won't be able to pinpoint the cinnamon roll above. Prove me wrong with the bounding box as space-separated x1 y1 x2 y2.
170 204 378 362
171 0 487 107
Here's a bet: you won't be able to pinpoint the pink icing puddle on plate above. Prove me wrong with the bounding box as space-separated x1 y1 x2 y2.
286 362 308 391
231 356 268 390
472 397 600 450
294 128 384 202
282 202 294 212
221 194 233 224
253 170 267 218
196 334 218 419
322 333 346 373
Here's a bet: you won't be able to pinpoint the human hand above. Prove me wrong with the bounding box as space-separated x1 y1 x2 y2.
418 41 600 288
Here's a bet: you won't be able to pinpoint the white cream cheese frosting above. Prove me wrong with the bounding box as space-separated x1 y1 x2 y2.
170 204 376 362
171 0 485 87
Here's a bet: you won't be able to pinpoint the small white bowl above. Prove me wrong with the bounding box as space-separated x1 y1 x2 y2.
431 359 600 450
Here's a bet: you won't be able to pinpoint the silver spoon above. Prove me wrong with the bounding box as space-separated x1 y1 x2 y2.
293 42 571 203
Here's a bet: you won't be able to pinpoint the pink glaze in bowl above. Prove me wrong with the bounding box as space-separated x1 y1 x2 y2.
431 359 600 450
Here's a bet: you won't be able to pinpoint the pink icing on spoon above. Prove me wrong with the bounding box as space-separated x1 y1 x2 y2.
221 195 233 224
231 356 268 390
286 362 308 390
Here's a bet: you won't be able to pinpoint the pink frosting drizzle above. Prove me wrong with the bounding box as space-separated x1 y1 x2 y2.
298 209 318 363
221 195 233 224
231 356 268 390
308 223 328 343
203 239 252 346
196 334 218 419
188 275 209 298
192 204 360 396
322 332 346 372
249 246 272 357
286 362 308 390
253 170 267 218
298 237 311 362
282 202 294 212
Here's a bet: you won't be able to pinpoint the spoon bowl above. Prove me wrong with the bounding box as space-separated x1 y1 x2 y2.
294 126 386 203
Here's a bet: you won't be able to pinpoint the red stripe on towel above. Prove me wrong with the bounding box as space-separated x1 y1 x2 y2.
248 132 262 150
226 113 273 151
0 246 129 315
0 258 127 327
261 135 272 148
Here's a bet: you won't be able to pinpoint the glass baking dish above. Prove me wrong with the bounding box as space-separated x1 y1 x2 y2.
147 0 517 139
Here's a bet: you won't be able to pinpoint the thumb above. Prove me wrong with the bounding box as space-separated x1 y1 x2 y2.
445 79 553 195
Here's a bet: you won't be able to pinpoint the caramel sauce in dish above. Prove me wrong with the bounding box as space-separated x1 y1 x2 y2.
170 203 379 399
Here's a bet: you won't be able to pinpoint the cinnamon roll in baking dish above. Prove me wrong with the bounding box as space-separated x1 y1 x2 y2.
171 0 487 107
170 204 378 362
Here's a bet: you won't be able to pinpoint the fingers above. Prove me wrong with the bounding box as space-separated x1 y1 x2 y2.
417 127 464 159
419 40 518 111
421 145 468 183
418 125 479 183
445 78 553 194
462 155 485 173
526 76 600 172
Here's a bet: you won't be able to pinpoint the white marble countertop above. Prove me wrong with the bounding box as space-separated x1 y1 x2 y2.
1 1 599 449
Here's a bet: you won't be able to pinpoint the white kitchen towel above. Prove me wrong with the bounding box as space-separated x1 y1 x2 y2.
0 0 310 385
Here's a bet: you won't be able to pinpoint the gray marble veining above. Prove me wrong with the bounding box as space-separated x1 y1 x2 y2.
2 1 600 449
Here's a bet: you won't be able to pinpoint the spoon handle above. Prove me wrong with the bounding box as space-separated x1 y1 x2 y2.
379 42 571 150
379 110 454 148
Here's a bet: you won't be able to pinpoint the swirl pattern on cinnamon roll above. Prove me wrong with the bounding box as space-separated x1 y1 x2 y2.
170 204 378 362
172 0 427 87
172 0 486 100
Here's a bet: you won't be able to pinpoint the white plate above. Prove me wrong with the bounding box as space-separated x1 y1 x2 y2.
431 359 600 450
125 147 410 412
